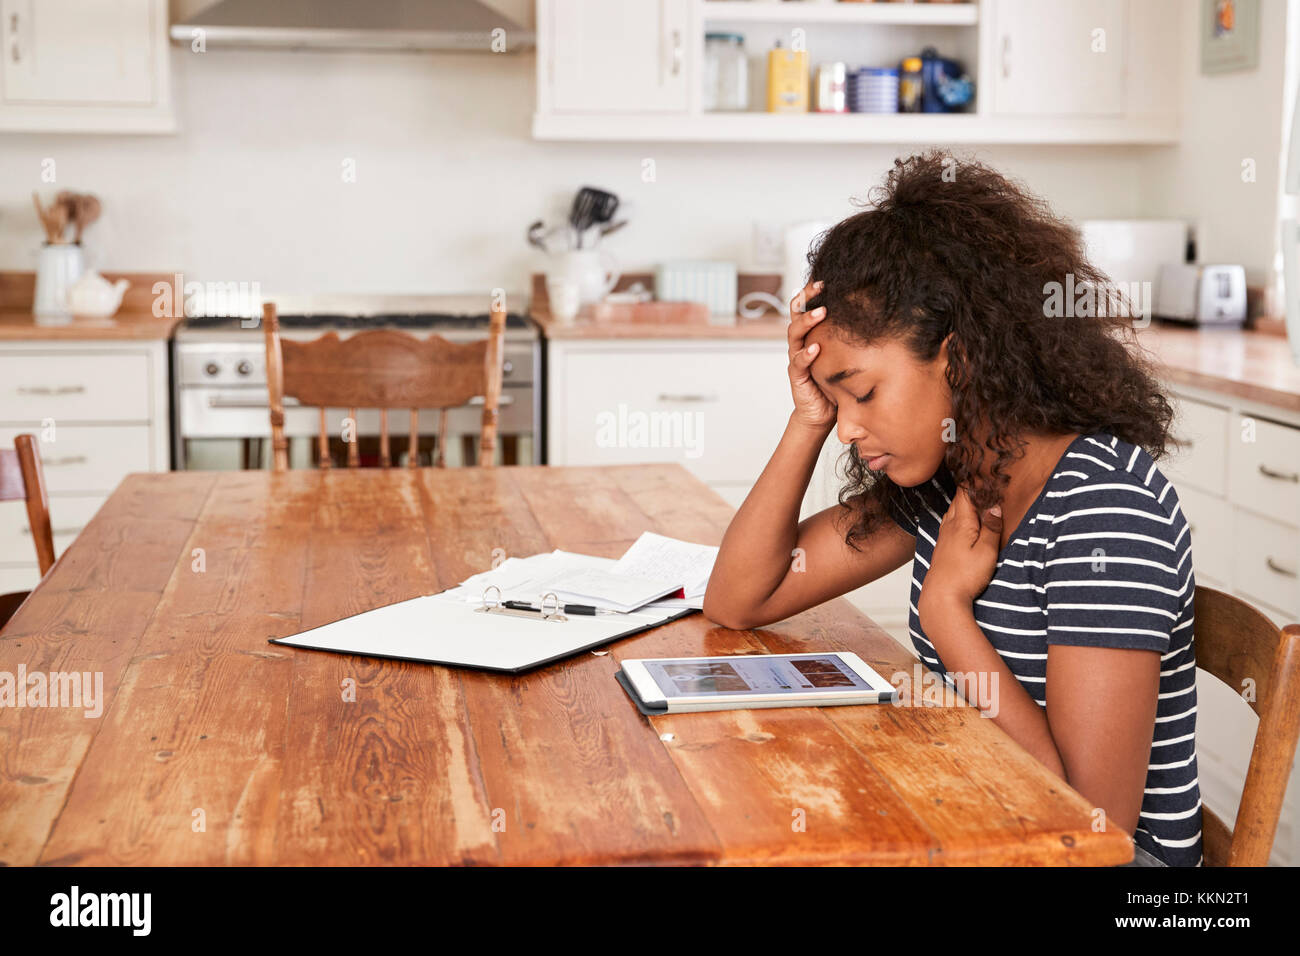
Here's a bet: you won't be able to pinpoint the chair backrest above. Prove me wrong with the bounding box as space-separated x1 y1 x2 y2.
1193 585 1300 866
0 434 54 575
263 301 507 471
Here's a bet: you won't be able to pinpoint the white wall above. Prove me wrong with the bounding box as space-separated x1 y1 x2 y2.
1138 0 1291 290
0 0 1259 300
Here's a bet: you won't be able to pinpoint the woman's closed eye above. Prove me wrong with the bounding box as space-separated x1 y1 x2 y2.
855 387 876 404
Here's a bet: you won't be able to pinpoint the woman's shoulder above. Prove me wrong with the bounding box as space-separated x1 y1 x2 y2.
1048 430 1188 542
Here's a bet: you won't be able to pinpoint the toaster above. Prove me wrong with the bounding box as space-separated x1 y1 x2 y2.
1154 264 1247 326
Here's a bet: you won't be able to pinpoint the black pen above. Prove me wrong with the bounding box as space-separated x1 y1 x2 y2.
502 600 604 616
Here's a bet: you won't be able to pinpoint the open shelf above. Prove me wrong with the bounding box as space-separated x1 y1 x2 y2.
701 1 979 27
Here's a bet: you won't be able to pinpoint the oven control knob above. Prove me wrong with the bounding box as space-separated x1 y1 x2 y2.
204 362 220 376
237 360 253 376
502 360 514 375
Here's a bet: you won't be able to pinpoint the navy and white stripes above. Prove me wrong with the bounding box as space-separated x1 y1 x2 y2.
886 431 1203 866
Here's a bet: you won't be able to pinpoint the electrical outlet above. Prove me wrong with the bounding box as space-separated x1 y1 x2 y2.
752 221 786 269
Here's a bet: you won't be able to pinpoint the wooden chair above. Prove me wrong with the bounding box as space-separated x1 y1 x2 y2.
0 434 55 630
263 301 507 471
1193 585 1300 866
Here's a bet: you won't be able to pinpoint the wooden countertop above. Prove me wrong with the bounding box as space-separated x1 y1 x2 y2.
0 465 1131 866
0 270 181 341
1135 320 1300 414
0 310 182 341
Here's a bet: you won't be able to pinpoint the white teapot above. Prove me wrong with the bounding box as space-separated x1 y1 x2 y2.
67 271 130 318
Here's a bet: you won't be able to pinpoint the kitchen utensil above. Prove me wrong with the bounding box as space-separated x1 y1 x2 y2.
590 301 710 323
554 248 619 306
544 273 582 325
568 187 619 248
599 220 628 238
33 243 85 319
67 271 130 318
73 194 101 243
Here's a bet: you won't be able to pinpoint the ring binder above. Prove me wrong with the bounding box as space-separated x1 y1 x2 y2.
475 585 568 622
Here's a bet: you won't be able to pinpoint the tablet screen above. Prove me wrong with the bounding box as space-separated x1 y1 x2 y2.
643 653 872 699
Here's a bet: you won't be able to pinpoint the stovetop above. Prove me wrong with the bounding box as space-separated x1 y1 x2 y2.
179 312 532 331
173 292 539 343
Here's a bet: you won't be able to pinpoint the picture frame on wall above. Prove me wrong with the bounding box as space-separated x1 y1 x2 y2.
1201 0 1260 74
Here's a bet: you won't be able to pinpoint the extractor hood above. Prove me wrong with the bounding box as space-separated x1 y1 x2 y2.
170 0 535 53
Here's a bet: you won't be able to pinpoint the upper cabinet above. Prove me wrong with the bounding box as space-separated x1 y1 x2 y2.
0 0 174 132
546 0 691 113
533 0 1181 144
988 0 1125 116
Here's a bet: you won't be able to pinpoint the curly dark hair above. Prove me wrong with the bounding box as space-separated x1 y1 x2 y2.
804 149 1182 550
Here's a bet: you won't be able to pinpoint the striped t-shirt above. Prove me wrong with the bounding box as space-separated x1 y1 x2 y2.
885 430 1203 866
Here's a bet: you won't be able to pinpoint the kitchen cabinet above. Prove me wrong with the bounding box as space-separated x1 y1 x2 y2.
534 0 1181 144
0 0 173 133
986 0 1125 116
1161 384 1300 867
539 0 691 114
0 339 170 590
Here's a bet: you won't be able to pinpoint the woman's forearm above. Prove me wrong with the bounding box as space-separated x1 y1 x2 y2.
707 413 833 617
919 595 1067 779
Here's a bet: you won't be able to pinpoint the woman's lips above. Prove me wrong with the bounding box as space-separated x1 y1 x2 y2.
867 453 891 470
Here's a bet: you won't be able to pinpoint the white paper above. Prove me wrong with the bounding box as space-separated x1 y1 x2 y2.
613 532 718 603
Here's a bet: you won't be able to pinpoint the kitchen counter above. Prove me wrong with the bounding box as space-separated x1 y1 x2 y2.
1135 320 1300 414
530 272 789 340
0 310 182 341
0 271 182 341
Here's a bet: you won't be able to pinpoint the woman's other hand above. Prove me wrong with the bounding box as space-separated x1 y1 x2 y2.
918 485 1004 626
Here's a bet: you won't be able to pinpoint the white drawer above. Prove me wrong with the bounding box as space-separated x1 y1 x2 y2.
557 348 791 484
1229 415 1300 527
1164 394 1229 496
1232 509 1299 619
1176 484 1232 587
0 425 152 494
0 351 152 423
0 494 105 566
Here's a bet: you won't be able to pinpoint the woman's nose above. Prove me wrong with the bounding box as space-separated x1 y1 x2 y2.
836 413 867 446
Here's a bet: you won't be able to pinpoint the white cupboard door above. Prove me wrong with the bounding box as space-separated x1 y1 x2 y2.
548 0 690 113
991 0 1126 116
2 0 156 105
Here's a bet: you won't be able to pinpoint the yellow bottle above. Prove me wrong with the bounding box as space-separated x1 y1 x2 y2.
766 42 808 113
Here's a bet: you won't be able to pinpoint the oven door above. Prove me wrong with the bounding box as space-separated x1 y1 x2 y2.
177 385 536 469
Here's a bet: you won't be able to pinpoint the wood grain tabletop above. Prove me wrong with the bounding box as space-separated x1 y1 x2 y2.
0 465 1133 866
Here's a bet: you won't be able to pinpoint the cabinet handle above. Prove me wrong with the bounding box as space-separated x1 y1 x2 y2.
657 392 717 403
670 28 683 77
1266 556 1298 578
1001 35 1011 79
9 12 18 65
17 385 86 395
43 455 87 467
1258 463 1300 483
23 525 82 537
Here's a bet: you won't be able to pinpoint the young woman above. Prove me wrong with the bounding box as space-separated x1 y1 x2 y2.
702 151 1202 867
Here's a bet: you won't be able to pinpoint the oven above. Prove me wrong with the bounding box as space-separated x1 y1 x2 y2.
172 296 541 470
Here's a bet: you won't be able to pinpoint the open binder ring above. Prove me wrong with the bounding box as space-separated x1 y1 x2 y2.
476 585 568 622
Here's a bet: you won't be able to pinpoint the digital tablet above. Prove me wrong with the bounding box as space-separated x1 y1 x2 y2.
618 651 896 714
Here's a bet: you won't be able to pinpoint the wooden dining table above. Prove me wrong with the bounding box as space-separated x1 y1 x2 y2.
0 464 1133 866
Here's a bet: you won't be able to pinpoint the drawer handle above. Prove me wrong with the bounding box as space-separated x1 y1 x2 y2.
43 455 87 467
468 395 514 406
23 525 83 537
1258 463 1300 483
657 392 718 403
1266 557 1298 578
17 385 86 396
